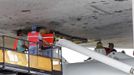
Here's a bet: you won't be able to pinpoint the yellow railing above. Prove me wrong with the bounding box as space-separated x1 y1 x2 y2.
0 35 62 74
0 50 3 62
0 50 61 72
29 55 52 71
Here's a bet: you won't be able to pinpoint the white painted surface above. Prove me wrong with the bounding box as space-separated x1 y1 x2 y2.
63 58 134 75
56 39 134 74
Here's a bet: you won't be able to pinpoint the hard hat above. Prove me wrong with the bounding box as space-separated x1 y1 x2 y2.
32 24 37 31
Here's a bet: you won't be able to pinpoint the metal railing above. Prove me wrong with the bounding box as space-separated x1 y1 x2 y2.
0 35 62 74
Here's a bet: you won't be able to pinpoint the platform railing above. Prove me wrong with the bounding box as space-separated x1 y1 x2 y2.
0 35 62 74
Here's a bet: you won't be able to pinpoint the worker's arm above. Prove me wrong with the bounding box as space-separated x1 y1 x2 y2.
38 34 51 47
43 40 51 46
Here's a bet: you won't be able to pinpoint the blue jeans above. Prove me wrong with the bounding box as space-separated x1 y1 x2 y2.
29 46 38 55
42 48 52 57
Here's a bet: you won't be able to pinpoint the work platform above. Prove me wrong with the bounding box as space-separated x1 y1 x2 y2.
0 35 62 75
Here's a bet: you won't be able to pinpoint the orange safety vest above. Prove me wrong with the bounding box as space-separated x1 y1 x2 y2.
27 32 39 46
42 33 54 47
13 38 18 50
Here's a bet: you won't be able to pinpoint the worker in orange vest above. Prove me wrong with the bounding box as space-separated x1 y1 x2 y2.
27 25 42 55
39 28 54 57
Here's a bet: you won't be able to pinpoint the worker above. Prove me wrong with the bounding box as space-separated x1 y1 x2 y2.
105 43 117 55
39 28 54 57
27 25 41 55
13 29 27 52
95 41 106 55
38 28 46 55
85 41 106 61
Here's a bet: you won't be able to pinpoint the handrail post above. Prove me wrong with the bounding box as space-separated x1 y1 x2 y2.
51 46 54 75
37 42 39 55
28 42 30 73
2 35 5 69
60 47 63 75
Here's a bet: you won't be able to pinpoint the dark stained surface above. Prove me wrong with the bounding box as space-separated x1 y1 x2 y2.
0 0 132 48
